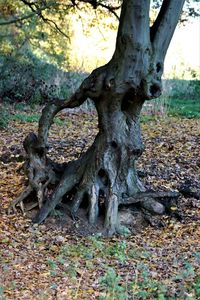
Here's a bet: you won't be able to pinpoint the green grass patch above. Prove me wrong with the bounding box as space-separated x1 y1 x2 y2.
12 113 41 123
168 98 200 118
12 112 65 125
141 115 157 123
56 238 200 299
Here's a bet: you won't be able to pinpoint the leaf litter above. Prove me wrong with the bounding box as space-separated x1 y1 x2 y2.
0 109 199 299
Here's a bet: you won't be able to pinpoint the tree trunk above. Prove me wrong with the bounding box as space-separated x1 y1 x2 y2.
9 0 185 235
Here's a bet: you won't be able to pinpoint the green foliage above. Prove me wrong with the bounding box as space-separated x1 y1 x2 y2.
143 79 200 118
0 104 68 128
13 113 40 123
193 276 200 297
130 263 168 300
10 113 65 126
128 248 152 259
0 0 70 65
105 240 127 263
166 79 200 118
59 242 94 260
165 80 200 101
0 52 86 105
168 98 200 118
0 286 6 300
47 259 58 277
0 105 11 128
98 248 200 299
141 115 157 123
100 267 126 300
99 263 168 300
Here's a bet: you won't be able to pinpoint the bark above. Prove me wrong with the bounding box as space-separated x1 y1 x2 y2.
9 0 186 235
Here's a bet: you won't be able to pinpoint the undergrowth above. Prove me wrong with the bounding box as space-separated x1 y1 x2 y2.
43 236 200 299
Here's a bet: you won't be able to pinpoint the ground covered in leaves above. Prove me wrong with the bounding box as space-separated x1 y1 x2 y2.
0 107 199 299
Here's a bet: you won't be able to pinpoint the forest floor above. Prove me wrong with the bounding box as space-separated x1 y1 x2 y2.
0 108 199 300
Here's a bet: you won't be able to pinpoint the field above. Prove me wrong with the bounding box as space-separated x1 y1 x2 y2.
0 105 199 299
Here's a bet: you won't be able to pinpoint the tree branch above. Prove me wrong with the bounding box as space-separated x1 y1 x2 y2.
36 12 69 39
150 0 185 59
0 1 58 26
37 94 85 148
37 65 106 147
0 12 36 26
94 2 120 20
19 0 70 38
77 0 121 19
116 0 150 47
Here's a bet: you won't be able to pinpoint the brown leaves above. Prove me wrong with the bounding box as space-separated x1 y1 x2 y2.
0 112 199 299
140 118 199 192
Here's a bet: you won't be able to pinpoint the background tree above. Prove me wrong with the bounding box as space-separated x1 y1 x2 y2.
8 0 198 235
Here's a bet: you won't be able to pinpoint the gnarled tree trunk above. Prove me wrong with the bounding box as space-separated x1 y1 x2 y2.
9 0 185 235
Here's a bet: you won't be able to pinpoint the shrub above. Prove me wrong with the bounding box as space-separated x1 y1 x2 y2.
0 52 86 105
0 105 11 129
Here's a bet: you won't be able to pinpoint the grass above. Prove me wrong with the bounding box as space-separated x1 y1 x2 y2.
0 80 199 130
168 98 200 118
12 113 40 123
11 97 196 128
142 97 200 120
12 112 65 126
41 236 200 299
141 115 157 123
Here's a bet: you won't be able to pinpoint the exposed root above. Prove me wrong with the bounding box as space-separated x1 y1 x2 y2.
32 160 84 224
121 191 179 204
8 137 181 236
7 186 33 214
104 194 119 236
71 190 86 219
7 132 60 215
140 198 165 214
88 185 99 225
8 67 107 217
142 209 165 228
8 128 181 236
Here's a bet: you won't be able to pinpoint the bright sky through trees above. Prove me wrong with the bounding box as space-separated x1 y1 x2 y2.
164 18 200 78
71 17 200 78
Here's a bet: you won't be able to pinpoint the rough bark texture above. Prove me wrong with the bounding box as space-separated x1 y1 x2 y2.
9 0 185 235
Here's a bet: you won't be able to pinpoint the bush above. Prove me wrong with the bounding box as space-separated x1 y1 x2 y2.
0 105 11 129
0 52 86 105
163 79 200 101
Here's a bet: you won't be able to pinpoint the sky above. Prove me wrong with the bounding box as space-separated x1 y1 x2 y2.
70 14 200 79
164 18 200 78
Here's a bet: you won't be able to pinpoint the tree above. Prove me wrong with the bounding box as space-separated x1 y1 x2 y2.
9 0 187 235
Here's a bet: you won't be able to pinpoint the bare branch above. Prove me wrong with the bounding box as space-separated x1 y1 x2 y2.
150 0 185 59
0 1 58 26
36 12 69 39
97 3 120 20
75 0 121 19
19 0 70 38
0 12 36 26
